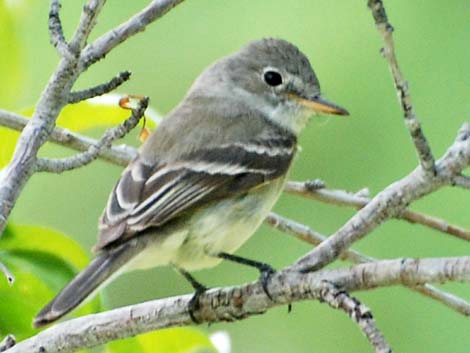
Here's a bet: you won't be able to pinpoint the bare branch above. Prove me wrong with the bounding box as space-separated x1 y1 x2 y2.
266 213 373 264
452 174 470 189
402 208 470 241
294 124 470 272
36 97 148 173
4 256 469 353
319 282 392 353
266 213 470 316
0 261 14 286
285 181 470 241
49 0 69 57
0 0 178 235
415 284 470 316
0 109 136 167
80 0 186 68
0 0 110 235
0 335 16 353
68 71 131 104
367 0 435 173
68 0 106 54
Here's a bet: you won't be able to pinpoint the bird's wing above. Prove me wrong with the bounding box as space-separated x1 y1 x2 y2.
96 136 296 250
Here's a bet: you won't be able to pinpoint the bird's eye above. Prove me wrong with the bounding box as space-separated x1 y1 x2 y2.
263 70 283 87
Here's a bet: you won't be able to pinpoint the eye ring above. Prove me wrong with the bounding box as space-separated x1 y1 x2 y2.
263 69 283 87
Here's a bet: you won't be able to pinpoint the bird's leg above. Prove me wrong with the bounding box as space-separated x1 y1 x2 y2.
217 252 276 300
177 268 208 323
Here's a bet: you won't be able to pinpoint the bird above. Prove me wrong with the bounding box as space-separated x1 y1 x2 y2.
34 38 348 327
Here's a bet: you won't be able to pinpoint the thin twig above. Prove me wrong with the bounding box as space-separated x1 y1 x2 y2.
49 0 69 57
68 71 131 104
318 282 392 353
367 0 435 173
0 261 15 286
266 213 470 316
36 97 148 173
452 174 470 189
294 123 469 272
0 0 109 236
266 213 374 264
285 181 470 241
0 335 15 352
68 0 106 54
415 284 470 316
0 0 182 235
80 0 187 68
4 256 470 353
0 109 136 167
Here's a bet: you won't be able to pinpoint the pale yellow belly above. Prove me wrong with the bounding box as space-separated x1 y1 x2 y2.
125 177 286 272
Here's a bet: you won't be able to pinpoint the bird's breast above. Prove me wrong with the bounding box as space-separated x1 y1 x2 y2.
174 176 287 270
123 176 288 273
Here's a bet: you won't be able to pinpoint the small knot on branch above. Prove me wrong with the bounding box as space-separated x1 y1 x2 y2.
0 335 16 352
305 179 326 191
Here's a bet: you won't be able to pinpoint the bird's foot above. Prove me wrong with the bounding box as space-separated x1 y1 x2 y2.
257 263 276 300
217 252 276 301
188 284 208 323
176 267 208 323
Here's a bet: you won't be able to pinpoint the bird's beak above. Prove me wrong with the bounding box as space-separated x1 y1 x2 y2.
287 94 349 116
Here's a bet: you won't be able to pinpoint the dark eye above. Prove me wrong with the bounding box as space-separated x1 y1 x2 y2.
263 70 283 86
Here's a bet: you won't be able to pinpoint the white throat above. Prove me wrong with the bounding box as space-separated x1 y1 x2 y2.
232 87 311 135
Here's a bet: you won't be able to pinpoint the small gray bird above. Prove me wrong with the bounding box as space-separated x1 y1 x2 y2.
34 38 348 327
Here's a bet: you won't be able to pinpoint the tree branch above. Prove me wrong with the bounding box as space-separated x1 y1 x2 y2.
0 109 136 167
48 0 69 57
266 213 470 316
4 256 469 353
68 71 131 104
452 174 470 189
68 0 106 54
285 181 470 241
367 0 435 173
0 0 106 236
294 123 470 272
35 97 148 173
0 0 184 236
80 0 187 68
319 282 392 353
0 335 15 353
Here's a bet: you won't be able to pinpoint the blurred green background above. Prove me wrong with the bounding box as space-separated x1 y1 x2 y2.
1 0 470 352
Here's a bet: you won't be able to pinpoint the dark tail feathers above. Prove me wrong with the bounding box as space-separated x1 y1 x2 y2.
34 242 140 328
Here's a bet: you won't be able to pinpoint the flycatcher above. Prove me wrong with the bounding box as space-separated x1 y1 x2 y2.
34 38 348 327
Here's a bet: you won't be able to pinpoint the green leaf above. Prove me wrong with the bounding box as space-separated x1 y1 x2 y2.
1 224 89 270
106 328 217 353
0 224 100 339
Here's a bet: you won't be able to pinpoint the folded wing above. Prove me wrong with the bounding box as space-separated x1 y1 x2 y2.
96 136 296 250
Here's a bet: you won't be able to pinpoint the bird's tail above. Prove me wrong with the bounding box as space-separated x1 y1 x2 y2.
33 242 141 328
